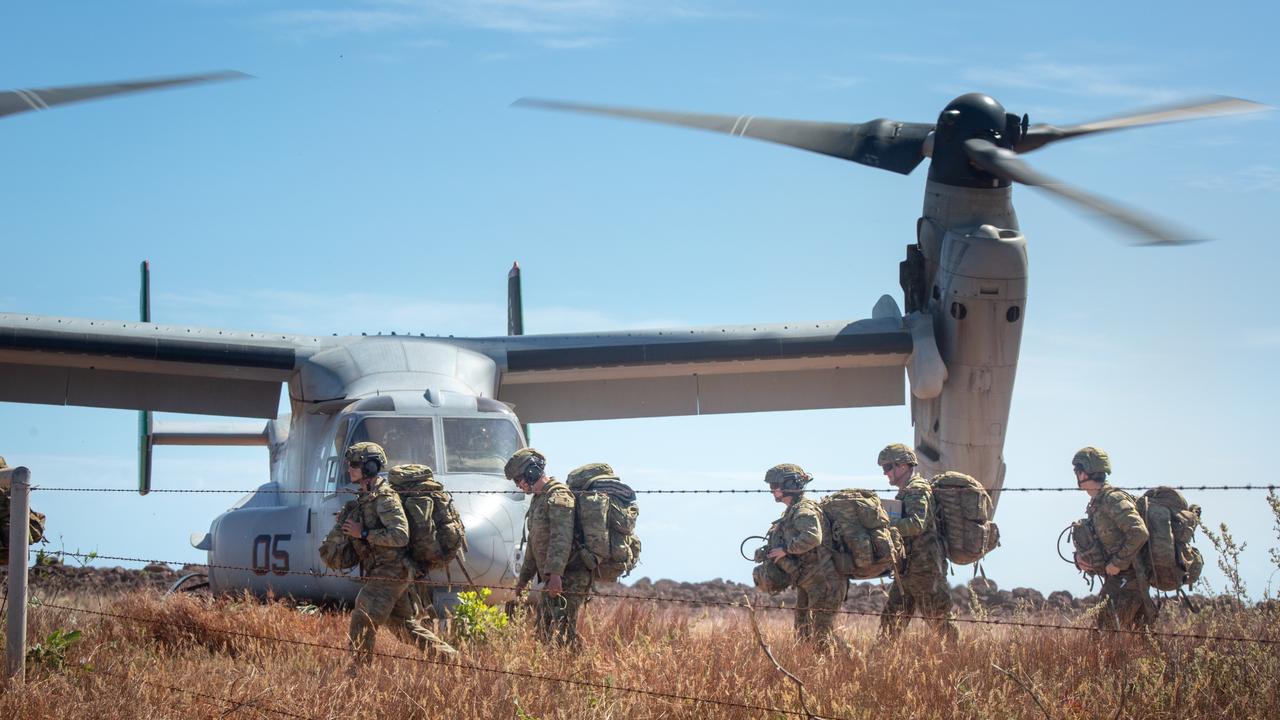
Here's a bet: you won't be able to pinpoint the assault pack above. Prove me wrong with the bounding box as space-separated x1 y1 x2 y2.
566 464 641 582
751 520 800 592
1066 518 1108 574
819 489 903 579
388 464 467 572
1136 486 1204 591
930 472 1000 565
319 500 360 570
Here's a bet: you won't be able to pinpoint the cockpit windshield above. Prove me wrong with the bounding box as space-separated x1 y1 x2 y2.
349 416 437 470
442 417 522 475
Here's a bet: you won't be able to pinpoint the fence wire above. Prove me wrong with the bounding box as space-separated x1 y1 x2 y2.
28 484 1280 495
33 600 844 719
35 550 1280 646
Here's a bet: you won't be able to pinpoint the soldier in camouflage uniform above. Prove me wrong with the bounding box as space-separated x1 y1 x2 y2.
1 456 43 568
877 443 958 646
1073 446 1157 631
507 448 590 646
764 463 849 650
339 442 458 666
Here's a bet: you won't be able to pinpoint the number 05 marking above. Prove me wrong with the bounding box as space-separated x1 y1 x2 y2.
251 534 291 576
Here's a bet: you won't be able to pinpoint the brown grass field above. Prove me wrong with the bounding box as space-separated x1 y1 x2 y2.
2 584 1278 720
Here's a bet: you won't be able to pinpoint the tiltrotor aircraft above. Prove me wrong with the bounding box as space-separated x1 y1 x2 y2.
0 73 1266 607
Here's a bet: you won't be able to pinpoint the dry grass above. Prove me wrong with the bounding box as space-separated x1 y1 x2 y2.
2 589 1278 720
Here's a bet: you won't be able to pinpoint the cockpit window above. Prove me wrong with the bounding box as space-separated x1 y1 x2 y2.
442 418 521 475
349 416 437 471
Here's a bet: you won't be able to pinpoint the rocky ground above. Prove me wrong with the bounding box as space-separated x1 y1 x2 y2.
14 559 1243 618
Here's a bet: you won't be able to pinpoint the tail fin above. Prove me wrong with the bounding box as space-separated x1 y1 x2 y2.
138 261 154 495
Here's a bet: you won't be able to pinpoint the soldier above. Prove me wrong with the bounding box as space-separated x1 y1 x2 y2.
764 463 849 651
877 443 958 646
339 442 458 667
1 456 44 568
1073 446 1157 631
506 448 589 646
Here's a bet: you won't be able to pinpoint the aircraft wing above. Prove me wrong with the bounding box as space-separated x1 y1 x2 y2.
0 313 309 418
461 312 912 423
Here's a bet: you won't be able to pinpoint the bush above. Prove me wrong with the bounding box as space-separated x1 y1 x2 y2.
450 587 509 644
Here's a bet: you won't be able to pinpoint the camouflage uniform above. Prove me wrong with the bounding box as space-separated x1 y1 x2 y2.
1087 484 1156 631
0 455 41 568
880 475 958 645
0 455 9 566
771 496 848 648
517 478 590 645
347 477 457 664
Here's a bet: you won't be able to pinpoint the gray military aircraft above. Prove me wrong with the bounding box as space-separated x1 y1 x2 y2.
0 82 1266 607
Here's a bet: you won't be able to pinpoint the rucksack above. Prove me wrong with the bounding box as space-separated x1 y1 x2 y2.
567 473 641 582
1136 486 1204 592
388 464 467 572
751 524 800 592
930 472 1000 565
819 489 903 579
319 500 360 570
1068 518 1108 574
28 509 46 545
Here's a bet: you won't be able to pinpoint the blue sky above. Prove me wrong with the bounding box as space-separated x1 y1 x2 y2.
3 0 1279 599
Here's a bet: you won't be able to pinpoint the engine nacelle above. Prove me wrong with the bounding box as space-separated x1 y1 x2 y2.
912 224 1027 501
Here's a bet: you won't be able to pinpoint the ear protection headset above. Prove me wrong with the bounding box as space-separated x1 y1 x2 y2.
361 456 383 480
520 455 546 485
777 471 809 493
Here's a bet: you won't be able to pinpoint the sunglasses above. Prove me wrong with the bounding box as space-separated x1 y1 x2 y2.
881 464 895 473
348 461 363 468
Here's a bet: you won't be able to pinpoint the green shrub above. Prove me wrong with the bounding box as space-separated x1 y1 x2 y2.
451 587 508 644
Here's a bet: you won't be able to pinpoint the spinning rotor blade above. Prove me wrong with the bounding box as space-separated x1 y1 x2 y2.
963 138 1197 245
0 70 249 119
1016 96 1270 153
515 97 933 175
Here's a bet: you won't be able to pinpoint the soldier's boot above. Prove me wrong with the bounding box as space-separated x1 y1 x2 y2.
878 613 906 641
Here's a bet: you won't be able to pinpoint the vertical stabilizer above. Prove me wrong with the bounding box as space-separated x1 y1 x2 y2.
138 261 153 495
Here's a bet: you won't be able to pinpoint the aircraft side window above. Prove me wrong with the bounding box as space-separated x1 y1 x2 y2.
442 417 521 474
323 456 341 496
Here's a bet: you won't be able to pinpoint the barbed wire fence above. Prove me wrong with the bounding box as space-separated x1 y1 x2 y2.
7 475 1280 718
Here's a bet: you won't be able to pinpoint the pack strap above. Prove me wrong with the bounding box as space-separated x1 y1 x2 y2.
1177 587 1201 614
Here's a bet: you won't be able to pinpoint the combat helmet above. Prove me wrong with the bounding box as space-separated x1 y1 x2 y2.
765 463 811 493
505 448 547 484
345 442 388 478
1072 447 1111 476
877 443 918 467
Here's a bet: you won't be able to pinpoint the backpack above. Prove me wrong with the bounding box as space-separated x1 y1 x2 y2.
930 472 1000 565
819 489 903 579
568 473 641 582
1136 486 1204 592
319 500 360 570
28 509 46 545
1068 518 1108 574
388 464 467 572
751 527 800 592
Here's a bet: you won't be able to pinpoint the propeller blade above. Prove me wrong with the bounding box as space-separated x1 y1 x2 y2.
963 138 1199 245
514 97 933 175
1016 96 1271 153
0 70 250 119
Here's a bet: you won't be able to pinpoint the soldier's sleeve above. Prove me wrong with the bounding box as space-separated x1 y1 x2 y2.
542 489 576 576
1103 492 1149 570
367 492 411 548
784 504 824 555
892 486 931 538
